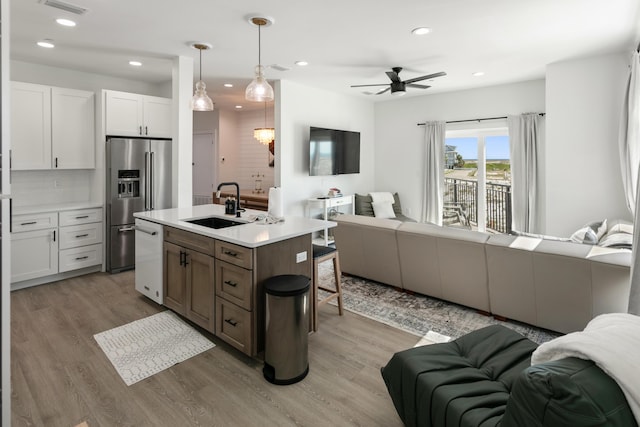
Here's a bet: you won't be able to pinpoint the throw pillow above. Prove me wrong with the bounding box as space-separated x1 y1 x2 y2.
583 219 608 241
355 194 374 217
570 227 598 245
598 232 633 250
392 193 403 216
372 201 396 219
606 219 633 235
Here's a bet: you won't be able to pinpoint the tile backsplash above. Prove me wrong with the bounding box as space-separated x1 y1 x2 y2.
12 170 93 207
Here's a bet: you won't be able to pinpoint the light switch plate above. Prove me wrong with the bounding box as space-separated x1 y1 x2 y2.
296 251 307 263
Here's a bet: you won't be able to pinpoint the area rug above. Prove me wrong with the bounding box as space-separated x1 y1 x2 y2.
94 311 215 386
317 263 560 344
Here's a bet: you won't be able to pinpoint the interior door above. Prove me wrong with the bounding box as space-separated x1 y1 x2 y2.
192 133 215 203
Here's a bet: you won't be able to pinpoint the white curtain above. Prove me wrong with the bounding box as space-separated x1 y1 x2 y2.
619 50 640 215
508 113 543 233
421 121 445 225
621 50 640 315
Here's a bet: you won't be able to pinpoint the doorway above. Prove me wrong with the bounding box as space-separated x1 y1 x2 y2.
192 132 217 205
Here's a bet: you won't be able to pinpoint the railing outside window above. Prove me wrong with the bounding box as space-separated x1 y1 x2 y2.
444 178 512 234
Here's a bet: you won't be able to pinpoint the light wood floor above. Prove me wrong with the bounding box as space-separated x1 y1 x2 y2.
10 271 419 427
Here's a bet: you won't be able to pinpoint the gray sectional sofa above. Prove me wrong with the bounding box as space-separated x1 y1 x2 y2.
332 214 632 334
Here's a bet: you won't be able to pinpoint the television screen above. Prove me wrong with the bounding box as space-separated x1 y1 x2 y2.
309 127 360 176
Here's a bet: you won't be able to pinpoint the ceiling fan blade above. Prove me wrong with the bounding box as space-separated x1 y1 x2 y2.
406 83 431 89
403 71 447 85
386 70 401 83
375 87 391 95
350 83 390 88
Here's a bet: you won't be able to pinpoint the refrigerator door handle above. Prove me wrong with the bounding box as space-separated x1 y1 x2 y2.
144 151 150 210
118 226 135 232
149 151 155 210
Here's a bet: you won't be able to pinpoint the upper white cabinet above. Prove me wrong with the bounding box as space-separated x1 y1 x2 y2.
105 90 172 138
11 82 95 170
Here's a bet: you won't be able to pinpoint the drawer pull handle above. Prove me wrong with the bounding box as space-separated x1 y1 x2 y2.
223 250 238 257
224 318 238 327
224 280 238 287
21 221 37 226
75 256 89 261
75 215 89 219
75 233 89 238
144 285 150 291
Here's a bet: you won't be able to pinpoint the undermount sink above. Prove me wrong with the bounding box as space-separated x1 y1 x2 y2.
184 216 245 229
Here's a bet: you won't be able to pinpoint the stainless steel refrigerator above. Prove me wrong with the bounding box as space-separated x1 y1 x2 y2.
106 137 172 272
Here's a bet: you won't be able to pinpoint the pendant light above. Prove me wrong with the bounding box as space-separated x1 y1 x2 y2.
254 101 275 145
190 43 214 111
245 17 274 102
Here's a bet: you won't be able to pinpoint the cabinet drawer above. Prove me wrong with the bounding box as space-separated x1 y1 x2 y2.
12 212 58 232
164 226 215 255
216 260 253 310
329 196 352 207
215 240 253 269
215 299 253 355
59 222 103 249
59 243 103 273
59 208 103 226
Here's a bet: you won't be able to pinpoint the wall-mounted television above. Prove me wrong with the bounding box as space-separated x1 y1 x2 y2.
309 126 360 176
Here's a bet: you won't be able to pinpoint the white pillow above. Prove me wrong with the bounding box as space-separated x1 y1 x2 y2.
570 226 598 244
371 201 396 219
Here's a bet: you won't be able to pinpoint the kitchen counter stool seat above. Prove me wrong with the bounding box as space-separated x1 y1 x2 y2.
312 244 343 331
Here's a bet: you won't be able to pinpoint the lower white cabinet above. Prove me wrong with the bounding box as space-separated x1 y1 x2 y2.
11 228 58 282
11 207 104 284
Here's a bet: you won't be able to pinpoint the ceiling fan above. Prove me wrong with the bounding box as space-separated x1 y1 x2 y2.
351 67 446 96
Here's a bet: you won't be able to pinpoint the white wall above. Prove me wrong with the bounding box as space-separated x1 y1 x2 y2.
374 80 546 220
545 52 631 236
277 80 376 217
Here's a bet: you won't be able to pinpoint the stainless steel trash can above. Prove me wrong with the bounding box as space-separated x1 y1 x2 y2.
263 274 310 385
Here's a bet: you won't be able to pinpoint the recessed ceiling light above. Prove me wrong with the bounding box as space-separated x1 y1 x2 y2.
295 61 308 66
235 105 243 109
472 71 485 77
129 61 142 67
56 18 76 27
411 27 432 35
37 40 55 48
224 83 233 88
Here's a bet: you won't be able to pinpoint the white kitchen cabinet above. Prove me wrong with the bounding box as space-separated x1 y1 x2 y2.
11 82 51 170
11 213 58 283
51 87 95 169
11 82 95 170
58 208 103 272
105 90 172 138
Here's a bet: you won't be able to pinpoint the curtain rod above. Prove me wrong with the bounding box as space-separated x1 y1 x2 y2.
417 113 545 126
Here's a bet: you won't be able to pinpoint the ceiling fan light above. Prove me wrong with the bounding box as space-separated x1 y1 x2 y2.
246 65 274 102
391 90 406 96
191 80 214 111
254 127 275 145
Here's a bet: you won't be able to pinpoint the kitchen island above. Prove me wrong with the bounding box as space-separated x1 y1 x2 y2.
134 204 335 357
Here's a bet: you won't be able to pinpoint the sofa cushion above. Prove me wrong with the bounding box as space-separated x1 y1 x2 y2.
381 325 538 427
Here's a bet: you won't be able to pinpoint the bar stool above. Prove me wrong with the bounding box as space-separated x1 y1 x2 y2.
312 244 343 332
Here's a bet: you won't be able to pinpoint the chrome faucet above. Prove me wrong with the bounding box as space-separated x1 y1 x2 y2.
216 182 241 217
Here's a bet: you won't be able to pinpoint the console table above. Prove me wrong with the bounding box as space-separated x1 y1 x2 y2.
305 195 354 246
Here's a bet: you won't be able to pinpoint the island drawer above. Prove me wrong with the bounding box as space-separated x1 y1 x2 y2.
216 299 252 355
215 260 253 310
164 226 215 255
215 240 253 269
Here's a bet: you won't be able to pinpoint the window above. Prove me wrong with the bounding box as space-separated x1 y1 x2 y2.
444 127 511 233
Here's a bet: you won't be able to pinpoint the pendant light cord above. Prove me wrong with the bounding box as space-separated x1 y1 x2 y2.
258 23 262 67
199 47 203 80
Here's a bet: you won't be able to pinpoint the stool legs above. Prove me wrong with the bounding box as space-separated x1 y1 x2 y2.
313 251 343 332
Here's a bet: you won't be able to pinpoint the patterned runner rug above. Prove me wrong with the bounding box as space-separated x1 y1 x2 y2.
318 263 560 344
94 311 215 386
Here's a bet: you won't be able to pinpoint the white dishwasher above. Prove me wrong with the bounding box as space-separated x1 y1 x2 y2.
134 218 164 304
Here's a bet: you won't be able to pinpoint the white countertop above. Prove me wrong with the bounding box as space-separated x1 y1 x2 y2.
13 201 103 216
134 204 336 248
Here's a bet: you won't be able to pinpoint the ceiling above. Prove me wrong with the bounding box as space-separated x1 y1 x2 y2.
10 0 640 111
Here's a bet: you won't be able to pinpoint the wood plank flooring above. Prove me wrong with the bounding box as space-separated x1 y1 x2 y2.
10 271 419 427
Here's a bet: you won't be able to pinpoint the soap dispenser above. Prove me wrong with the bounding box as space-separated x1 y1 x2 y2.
225 197 236 215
